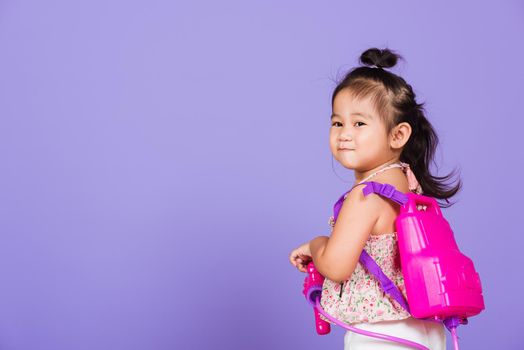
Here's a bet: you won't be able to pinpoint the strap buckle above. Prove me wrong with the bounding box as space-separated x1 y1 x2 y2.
379 183 396 199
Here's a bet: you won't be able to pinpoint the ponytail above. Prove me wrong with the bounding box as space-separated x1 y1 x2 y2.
401 107 462 207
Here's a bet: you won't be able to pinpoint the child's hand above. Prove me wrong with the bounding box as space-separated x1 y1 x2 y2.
289 241 313 273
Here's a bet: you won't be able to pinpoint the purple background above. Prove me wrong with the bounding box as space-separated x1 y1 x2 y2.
1 1 522 349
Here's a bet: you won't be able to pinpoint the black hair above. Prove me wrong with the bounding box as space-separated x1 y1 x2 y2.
331 47 462 208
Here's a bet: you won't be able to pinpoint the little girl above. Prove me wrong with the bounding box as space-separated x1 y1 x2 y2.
289 47 462 349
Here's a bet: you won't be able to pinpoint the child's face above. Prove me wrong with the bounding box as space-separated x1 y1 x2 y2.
330 89 392 171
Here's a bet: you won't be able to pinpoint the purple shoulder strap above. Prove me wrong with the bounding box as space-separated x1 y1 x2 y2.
332 181 411 313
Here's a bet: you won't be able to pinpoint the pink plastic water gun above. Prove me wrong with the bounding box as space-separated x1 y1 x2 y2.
302 263 330 335
303 262 436 350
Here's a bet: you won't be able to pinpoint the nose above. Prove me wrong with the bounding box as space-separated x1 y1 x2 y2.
338 130 352 142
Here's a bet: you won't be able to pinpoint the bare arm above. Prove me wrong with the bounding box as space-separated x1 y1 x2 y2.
310 186 381 283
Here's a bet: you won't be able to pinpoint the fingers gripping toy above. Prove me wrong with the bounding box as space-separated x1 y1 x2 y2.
301 181 485 350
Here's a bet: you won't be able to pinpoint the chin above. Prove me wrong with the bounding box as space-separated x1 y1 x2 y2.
336 159 357 170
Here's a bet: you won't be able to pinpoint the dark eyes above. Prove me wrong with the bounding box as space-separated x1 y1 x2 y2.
331 121 366 127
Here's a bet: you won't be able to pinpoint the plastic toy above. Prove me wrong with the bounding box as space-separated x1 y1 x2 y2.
301 181 485 350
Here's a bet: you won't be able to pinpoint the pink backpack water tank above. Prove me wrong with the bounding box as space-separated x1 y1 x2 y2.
396 190 485 320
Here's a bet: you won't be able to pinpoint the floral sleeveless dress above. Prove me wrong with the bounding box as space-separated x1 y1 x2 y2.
318 161 424 325
319 227 411 324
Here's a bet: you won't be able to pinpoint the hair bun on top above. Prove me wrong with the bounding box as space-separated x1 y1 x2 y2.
360 47 401 69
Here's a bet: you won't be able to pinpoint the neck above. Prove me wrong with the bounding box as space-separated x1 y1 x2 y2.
353 158 400 185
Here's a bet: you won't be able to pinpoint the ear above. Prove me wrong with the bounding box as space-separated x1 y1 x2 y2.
389 122 412 150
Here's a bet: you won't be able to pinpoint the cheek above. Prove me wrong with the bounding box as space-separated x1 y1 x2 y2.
329 134 337 147
361 128 386 144
358 133 388 154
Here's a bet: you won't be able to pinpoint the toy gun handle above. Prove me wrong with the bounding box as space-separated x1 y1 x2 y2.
302 262 331 335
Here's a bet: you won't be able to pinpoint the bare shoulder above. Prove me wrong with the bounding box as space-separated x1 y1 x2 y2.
339 168 410 230
340 183 383 222
372 168 410 194
357 168 410 235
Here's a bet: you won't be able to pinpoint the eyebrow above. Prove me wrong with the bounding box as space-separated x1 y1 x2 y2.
331 112 372 120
